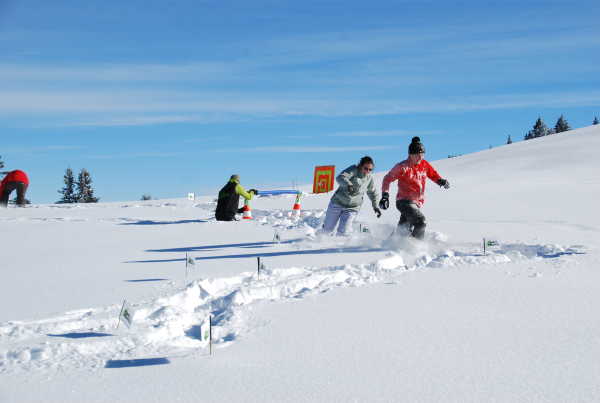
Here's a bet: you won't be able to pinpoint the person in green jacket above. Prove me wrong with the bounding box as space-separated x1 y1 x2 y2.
215 174 258 221
322 156 381 235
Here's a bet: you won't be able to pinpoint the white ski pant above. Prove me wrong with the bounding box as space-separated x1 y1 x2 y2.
322 200 357 236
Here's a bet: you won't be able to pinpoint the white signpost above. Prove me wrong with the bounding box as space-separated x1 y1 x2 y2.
257 257 266 279
201 315 212 355
185 252 195 279
117 300 134 329
483 238 500 255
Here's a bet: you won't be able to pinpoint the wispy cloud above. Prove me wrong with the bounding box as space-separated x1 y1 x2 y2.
89 152 184 160
285 135 314 139
1 18 599 128
2 145 83 154
328 130 440 137
63 115 212 127
218 145 401 153
1 24 597 90
3 89 600 127
0 62 240 82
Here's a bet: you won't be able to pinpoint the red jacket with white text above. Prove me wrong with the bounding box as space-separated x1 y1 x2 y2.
381 160 441 208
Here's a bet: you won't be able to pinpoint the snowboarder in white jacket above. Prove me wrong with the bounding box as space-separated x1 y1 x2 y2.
322 156 381 236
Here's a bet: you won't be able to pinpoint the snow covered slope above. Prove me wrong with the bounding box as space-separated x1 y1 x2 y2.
1 125 599 402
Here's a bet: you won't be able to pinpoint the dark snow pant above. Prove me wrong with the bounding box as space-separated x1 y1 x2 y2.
396 199 426 239
0 181 28 207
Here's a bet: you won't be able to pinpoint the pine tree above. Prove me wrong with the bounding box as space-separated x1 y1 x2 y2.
525 117 550 140
554 115 571 133
57 168 77 203
506 135 513 144
0 155 4 169
76 168 99 203
594 116 599 125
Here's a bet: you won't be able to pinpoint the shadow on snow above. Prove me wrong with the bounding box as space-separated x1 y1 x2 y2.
105 357 170 368
47 332 113 339
127 246 384 264
120 219 209 226
146 240 300 253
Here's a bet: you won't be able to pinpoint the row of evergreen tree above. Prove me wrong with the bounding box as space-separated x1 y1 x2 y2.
523 115 571 140
57 168 99 203
517 115 599 142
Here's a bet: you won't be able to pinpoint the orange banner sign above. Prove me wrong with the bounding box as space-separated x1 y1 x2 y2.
312 165 335 194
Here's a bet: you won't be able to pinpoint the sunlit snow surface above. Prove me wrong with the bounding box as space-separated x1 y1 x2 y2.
0 205 585 374
1 125 600 402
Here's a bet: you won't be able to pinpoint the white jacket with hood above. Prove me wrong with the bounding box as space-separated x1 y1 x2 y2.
331 165 379 212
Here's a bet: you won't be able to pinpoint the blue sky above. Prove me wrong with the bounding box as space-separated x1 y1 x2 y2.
2 0 599 203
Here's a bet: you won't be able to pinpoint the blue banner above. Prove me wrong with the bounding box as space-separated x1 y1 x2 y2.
258 190 300 196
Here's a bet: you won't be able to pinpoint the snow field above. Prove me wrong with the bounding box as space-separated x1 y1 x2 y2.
0 203 584 375
2 125 600 402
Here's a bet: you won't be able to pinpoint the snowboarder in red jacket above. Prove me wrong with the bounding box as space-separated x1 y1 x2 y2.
379 137 450 239
0 170 29 207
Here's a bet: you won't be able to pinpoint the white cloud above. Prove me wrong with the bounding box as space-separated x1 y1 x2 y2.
89 152 184 160
219 145 401 153
0 62 239 82
2 145 83 154
328 130 440 137
64 115 212 127
2 87 600 128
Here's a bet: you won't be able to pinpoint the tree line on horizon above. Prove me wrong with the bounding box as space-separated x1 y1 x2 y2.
506 115 599 144
57 168 99 203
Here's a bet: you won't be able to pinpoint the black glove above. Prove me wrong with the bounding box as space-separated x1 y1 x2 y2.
437 179 450 189
374 207 382 218
379 192 389 210
237 207 244 213
249 189 259 195
347 184 356 195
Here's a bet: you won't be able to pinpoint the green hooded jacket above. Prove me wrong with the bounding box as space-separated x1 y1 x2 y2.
215 177 254 221
231 178 253 200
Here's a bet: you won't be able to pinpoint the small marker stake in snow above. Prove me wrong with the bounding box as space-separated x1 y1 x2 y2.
117 299 133 329
185 252 195 279
257 257 266 279
201 315 212 355
483 238 499 255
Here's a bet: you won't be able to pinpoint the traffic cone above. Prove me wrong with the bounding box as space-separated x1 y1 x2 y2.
242 199 252 219
291 193 302 217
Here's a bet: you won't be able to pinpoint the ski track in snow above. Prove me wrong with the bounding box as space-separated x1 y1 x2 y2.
0 206 586 375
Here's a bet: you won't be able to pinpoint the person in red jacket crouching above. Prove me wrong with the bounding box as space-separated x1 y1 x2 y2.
379 137 450 239
0 170 29 207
